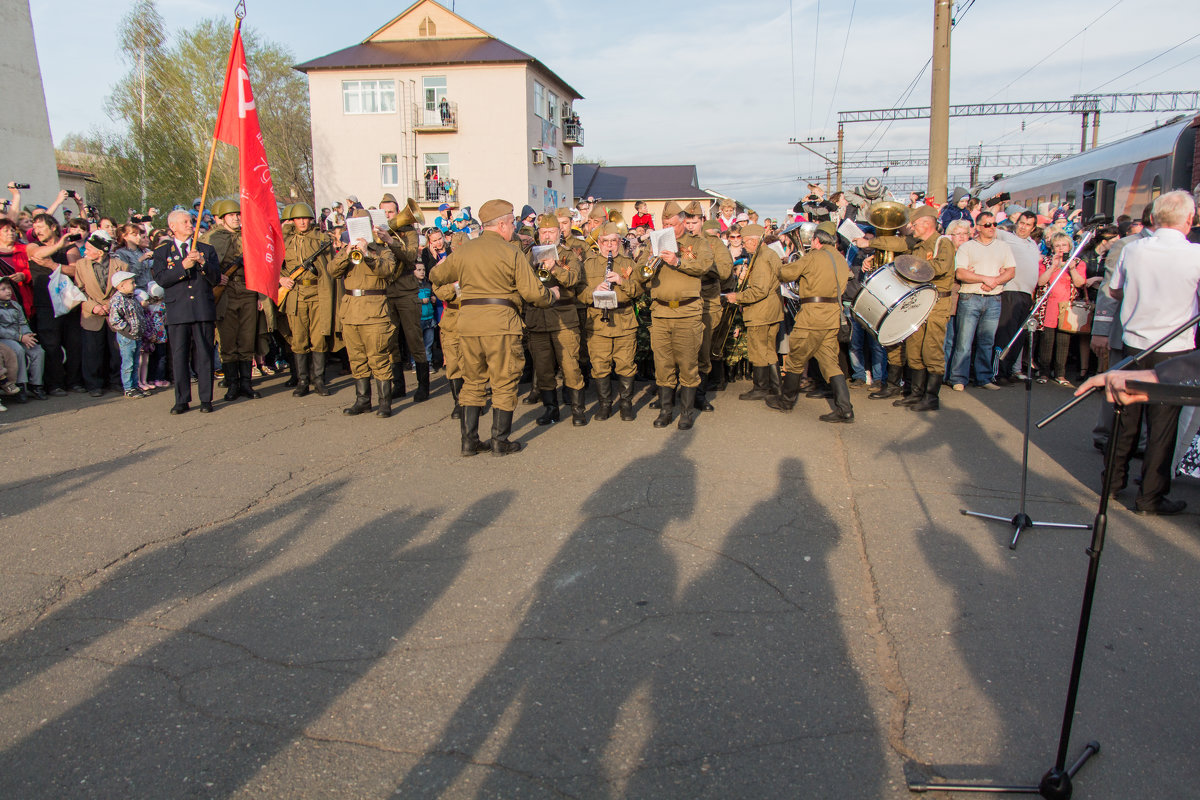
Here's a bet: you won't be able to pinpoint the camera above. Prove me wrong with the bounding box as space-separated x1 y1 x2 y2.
65 233 82 243
131 213 151 224
12 183 30 190
66 190 78 199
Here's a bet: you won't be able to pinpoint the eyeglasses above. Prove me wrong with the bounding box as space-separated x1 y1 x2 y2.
978 222 995 228
728 235 742 239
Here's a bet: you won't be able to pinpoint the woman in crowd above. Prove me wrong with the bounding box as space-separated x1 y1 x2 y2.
1035 232 1086 386
0 218 34 319
112 223 153 290
26 213 84 394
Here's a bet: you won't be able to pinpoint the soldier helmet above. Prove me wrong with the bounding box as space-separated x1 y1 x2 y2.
282 202 315 221
212 199 241 218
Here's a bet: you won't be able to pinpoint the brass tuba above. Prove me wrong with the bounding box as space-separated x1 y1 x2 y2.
866 201 909 265
584 210 628 251
388 197 425 232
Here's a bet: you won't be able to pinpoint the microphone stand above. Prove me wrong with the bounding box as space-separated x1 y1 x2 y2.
910 289 1200 797
960 231 1094 549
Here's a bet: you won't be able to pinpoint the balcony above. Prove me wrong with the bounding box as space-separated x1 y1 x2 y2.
412 101 458 133
412 177 460 210
562 118 584 147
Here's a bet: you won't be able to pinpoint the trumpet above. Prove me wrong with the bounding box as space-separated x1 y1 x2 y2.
537 264 554 284
640 255 667 280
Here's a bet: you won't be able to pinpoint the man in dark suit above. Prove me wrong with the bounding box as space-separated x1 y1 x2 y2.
151 209 220 414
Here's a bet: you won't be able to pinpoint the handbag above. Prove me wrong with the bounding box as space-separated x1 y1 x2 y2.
1057 283 1092 334
48 267 87 317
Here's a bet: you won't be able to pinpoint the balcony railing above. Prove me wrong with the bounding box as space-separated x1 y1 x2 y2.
413 177 460 207
413 101 458 132
563 118 583 146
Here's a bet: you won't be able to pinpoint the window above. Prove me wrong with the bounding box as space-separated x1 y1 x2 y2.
534 81 546 120
1151 176 1163 202
380 154 398 187
422 76 448 126
547 90 559 124
418 16 436 36
342 80 396 114
422 153 451 202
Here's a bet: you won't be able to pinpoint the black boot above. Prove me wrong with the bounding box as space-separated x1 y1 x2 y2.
283 353 299 388
712 361 727 392
806 376 834 398
913 373 943 412
894 369 927 407
522 387 539 404
491 408 524 456
391 361 407 399
460 406 487 456
311 351 330 396
343 378 372 415
450 377 463 420
292 353 310 397
739 366 770 400
648 383 663 409
652 386 675 428
413 362 430 402
536 389 559 425
569 387 588 426
869 364 903 399
694 383 714 411
594 376 613 421
374 378 393 417
240 361 261 399
678 386 697 430
13 384 28 404
618 375 636 421
223 361 242 401
819 375 855 423
766 372 803 412
768 364 782 397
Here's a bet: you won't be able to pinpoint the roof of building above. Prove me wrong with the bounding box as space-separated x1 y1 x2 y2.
572 165 710 202
294 0 581 98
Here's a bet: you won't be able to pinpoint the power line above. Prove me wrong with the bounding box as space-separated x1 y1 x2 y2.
809 0 821 132
822 0 858 131
1092 31 1200 91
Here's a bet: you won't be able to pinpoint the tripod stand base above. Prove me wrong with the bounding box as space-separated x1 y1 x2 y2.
960 509 1092 550
908 740 1100 796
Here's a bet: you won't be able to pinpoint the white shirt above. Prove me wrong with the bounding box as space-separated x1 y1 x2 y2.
1110 227 1200 352
955 237 1016 295
996 230 1041 295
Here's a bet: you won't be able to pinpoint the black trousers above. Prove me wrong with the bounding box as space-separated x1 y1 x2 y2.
1109 347 1187 509
996 291 1033 376
81 327 120 391
169 321 215 405
33 305 83 390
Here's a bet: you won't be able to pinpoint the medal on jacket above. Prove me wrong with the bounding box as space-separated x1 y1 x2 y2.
682 245 695 261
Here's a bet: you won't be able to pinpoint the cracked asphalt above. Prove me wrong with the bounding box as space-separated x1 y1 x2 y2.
2 372 1198 798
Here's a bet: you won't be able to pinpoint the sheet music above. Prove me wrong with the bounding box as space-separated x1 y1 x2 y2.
346 216 373 245
368 208 388 230
768 241 787 259
650 227 677 257
531 245 558 263
592 289 618 309
838 218 865 241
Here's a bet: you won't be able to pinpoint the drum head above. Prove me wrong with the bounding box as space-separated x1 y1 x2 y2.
893 254 934 283
876 284 937 346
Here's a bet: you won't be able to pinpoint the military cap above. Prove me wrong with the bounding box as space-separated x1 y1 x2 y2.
682 201 704 218
379 192 398 206
479 199 514 226
554 207 573 220
598 221 621 237
702 220 719 233
816 220 838 238
537 213 559 229
740 223 766 238
910 205 937 223
662 200 684 219
212 199 241 218
517 225 535 238
588 205 607 222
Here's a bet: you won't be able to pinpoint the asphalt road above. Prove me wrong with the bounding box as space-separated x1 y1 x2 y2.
1 370 1198 799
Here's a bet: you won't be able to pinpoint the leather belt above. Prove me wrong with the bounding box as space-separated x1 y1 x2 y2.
443 301 460 309
462 297 520 312
798 296 839 305
937 290 952 298
552 299 576 307
348 288 386 297
654 298 698 309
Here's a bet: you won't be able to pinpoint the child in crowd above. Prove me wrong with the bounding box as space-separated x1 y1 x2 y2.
415 264 437 366
0 276 45 402
140 281 169 389
107 271 146 398
0 338 21 411
631 201 654 231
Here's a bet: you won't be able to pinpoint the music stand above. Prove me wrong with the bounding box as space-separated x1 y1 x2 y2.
911 318 1200 797
961 231 1095 549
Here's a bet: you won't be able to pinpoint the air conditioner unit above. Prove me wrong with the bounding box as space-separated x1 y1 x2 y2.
532 149 545 165
561 163 573 175
546 156 556 170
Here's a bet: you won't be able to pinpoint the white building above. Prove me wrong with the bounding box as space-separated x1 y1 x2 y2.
0 1 61 211
296 0 583 217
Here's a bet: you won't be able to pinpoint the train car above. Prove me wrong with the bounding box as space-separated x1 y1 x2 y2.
973 113 1199 221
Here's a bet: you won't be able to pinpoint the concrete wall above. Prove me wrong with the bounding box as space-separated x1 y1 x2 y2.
0 1 61 210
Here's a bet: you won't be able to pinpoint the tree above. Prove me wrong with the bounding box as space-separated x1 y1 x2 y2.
63 0 313 218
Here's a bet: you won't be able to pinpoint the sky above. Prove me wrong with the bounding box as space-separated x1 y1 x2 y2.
30 0 1200 216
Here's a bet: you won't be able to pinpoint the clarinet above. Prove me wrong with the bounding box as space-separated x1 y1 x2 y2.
601 254 614 325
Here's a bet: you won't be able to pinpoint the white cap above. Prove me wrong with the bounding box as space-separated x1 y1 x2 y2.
111 270 136 288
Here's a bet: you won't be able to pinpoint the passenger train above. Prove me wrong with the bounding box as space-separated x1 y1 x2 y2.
973 113 1199 221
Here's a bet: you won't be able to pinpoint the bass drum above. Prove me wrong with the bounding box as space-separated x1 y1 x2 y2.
851 266 937 347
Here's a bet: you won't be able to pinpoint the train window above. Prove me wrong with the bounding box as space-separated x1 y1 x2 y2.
1082 180 1116 222
1037 196 1046 215
1151 176 1163 201
1051 193 1060 208
1066 190 1077 207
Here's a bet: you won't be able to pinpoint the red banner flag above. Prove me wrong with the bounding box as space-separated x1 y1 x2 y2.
214 25 284 302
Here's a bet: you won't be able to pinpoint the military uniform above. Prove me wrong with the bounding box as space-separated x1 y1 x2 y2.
642 225 713 429
431 201 553 456
697 232 734 407
767 244 855 422
330 242 399 416
526 240 585 425
205 219 262 400
578 246 644 421
731 243 784 400
385 222 429 400
432 279 462 416
280 214 336 396
151 237 221 412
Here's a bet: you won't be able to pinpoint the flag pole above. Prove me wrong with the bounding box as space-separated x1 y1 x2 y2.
192 0 247 248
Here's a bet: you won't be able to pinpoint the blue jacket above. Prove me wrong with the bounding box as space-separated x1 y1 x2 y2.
150 240 221 324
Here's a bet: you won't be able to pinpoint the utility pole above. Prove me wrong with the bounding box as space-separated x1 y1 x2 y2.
836 124 844 192
928 0 952 203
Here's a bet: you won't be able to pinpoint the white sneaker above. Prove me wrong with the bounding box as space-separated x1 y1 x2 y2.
951 384 965 392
